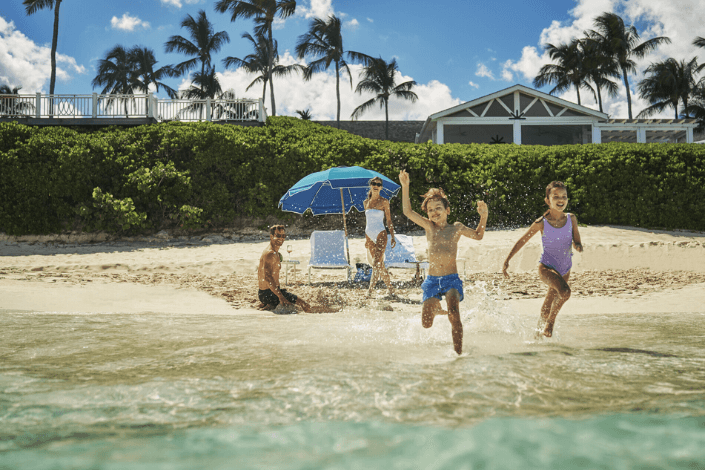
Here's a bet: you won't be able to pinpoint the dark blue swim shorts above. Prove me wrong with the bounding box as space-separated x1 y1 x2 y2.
421 274 464 303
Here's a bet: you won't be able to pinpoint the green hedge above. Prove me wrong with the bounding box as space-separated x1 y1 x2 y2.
1 117 704 235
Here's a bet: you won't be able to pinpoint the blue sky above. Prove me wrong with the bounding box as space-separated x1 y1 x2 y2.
2 0 704 120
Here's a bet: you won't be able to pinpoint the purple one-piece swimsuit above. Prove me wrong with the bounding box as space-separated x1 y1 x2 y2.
539 214 573 276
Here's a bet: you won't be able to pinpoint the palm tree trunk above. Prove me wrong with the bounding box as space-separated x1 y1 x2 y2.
200 61 205 121
675 103 678 120
596 85 603 113
385 98 389 140
48 0 62 118
335 61 341 128
262 79 267 104
268 26 276 116
622 68 633 120
575 83 581 106
50 0 61 96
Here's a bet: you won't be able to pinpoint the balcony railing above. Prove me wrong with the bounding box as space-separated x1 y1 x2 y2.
0 93 266 123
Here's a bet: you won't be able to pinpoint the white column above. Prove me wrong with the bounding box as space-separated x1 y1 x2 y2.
514 90 520 114
637 127 646 143
92 93 97 118
687 127 694 143
513 121 521 145
437 122 444 144
206 97 212 121
36 92 41 118
592 126 602 144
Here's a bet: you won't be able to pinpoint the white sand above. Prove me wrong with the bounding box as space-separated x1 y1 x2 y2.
1 225 704 315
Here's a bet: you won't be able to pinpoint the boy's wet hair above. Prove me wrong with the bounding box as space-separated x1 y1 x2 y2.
420 188 449 212
269 224 285 235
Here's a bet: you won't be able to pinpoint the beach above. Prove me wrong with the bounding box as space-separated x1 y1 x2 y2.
2 224 704 316
3 224 705 468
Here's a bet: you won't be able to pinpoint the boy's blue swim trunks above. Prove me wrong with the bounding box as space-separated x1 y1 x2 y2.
421 273 464 303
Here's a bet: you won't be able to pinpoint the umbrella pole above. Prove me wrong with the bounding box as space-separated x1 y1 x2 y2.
340 188 350 266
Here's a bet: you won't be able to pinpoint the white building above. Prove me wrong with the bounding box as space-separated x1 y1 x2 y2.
416 84 697 145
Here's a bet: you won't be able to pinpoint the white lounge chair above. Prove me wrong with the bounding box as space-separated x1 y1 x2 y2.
384 234 429 280
308 230 352 284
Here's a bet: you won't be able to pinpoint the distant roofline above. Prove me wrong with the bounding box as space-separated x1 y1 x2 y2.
429 84 609 121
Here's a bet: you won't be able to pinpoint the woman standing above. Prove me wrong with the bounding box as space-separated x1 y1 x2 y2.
364 177 396 297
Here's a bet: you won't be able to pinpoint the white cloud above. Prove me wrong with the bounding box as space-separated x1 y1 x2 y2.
468 81 479 89
475 63 495 80
160 0 202 8
367 18 374 23
344 18 360 30
0 16 84 93
504 0 705 118
297 0 335 20
110 13 150 32
209 51 461 120
501 47 542 83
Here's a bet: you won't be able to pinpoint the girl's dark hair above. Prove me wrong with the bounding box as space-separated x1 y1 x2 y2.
543 181 567 217
421 188 449 212
365 176 383 201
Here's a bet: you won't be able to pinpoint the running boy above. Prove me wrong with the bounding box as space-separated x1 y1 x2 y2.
399 170 488 355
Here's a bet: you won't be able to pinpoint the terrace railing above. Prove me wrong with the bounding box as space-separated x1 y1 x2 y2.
0 93 266 123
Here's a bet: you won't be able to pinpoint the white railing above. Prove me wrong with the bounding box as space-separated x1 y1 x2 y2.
0 93 265 122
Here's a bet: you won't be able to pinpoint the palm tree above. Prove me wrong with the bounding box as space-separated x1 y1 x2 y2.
223 31 301 109
351 58 418 140
534 39 591 106
295 109 312 120
0 85 34 116
580 37 620 113
23 0 64 96
130 46 177 98
694 37 705 73
587 12 671 119
92 45 139 116
685 85 705 130
214 0 297 116
295 15 373 128
177 66 222 120
637 57 699 119
165 10 229 96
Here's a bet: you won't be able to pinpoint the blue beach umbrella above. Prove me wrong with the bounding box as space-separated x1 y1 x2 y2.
279 166 401 263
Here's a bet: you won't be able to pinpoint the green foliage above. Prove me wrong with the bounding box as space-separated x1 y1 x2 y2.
1 118 704 235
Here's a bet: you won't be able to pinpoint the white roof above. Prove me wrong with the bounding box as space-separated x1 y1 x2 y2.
430 84 609 121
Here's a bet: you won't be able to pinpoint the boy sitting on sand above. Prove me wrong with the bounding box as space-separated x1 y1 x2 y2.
399 170 488 355
258 225 312 313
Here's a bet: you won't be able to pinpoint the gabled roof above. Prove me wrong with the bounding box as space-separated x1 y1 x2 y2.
430 84 609 121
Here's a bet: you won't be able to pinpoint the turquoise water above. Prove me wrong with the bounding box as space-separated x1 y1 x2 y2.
1 290 705 468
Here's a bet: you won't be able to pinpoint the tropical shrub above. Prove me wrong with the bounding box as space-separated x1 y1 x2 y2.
0 118 703 235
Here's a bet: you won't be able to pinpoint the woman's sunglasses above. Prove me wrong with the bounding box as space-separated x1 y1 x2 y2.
370 182 383 187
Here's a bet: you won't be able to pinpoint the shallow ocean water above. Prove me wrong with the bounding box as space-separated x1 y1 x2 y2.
1 286 704 469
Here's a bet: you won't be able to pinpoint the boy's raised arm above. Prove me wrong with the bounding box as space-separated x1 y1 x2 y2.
399 170 431 229
458 201 488 240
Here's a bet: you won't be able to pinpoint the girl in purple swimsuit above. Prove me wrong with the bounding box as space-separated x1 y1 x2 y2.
502 181 583 338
